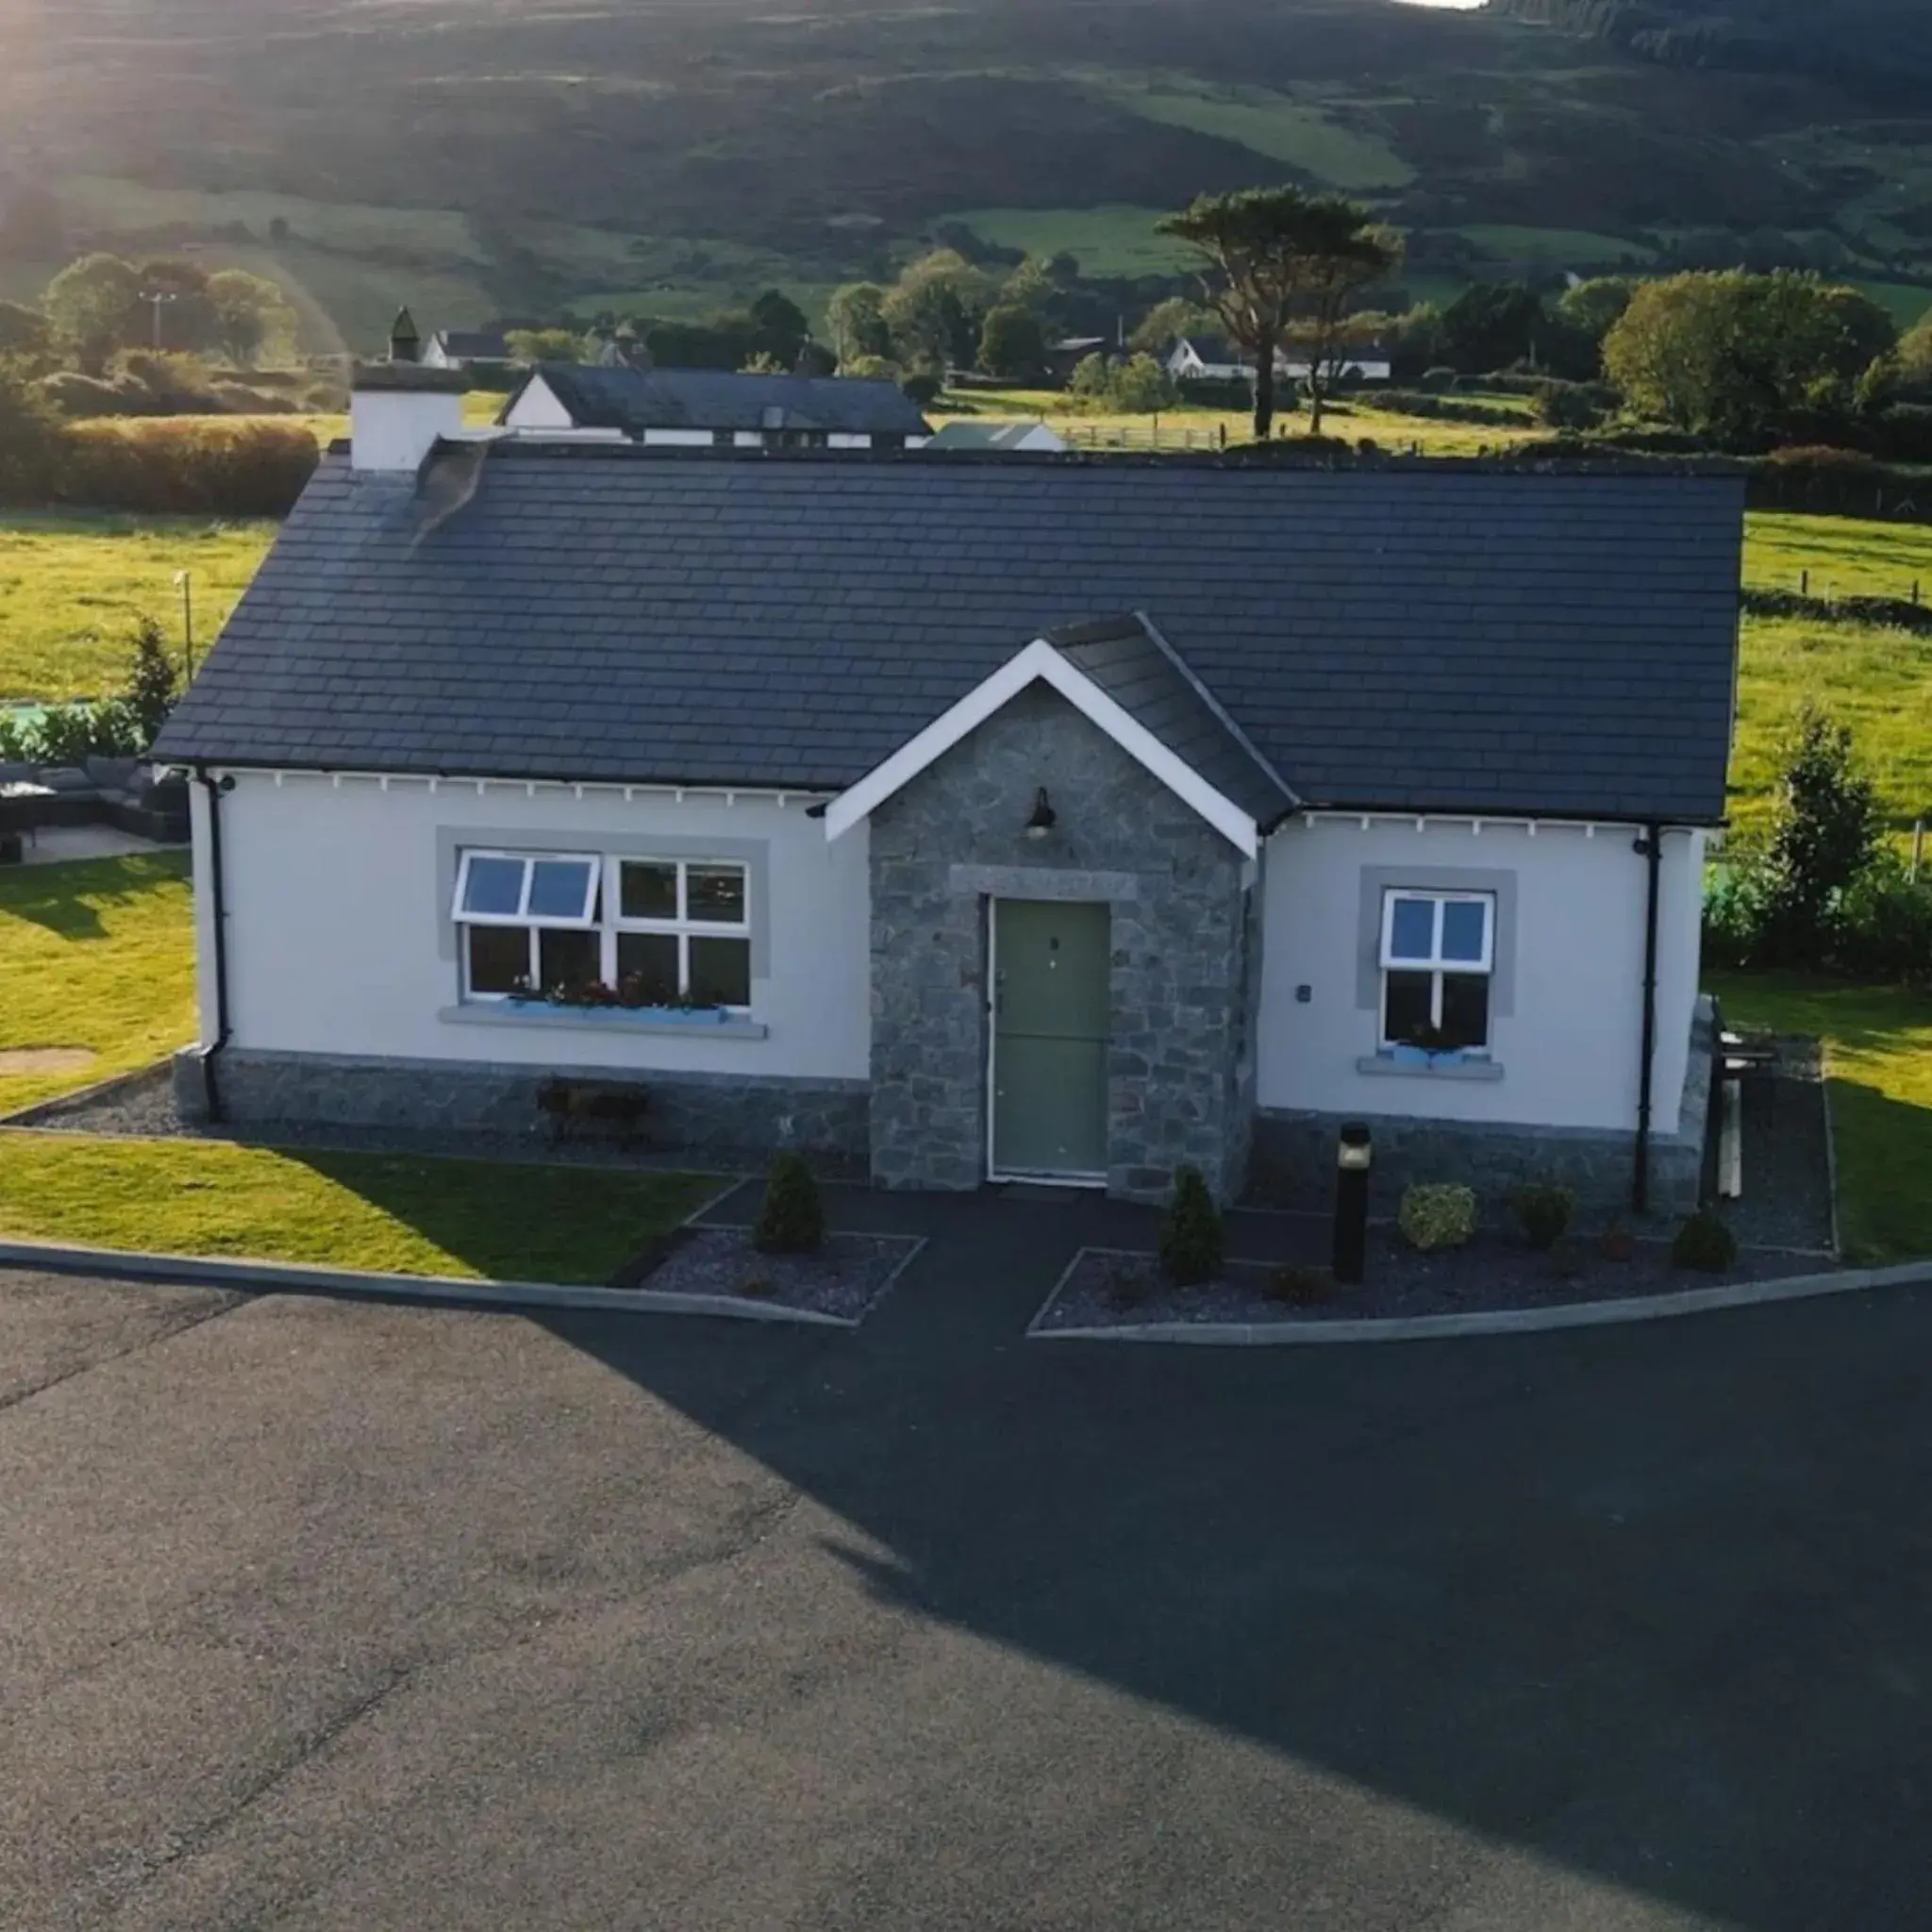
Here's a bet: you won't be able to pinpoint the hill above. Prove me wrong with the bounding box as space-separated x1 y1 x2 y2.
1 0 1928 347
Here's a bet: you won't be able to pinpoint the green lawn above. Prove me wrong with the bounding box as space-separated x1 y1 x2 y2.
0 1134 716 1281
1706 972 1932 1264
1456 224 1657 268
0 853 197 1116
0 513 277 703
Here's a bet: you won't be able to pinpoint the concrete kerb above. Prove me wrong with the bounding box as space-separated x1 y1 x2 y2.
1027 1245 1932 1346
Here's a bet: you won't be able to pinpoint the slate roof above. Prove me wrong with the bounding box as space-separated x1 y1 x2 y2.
429 330 511 361
502 364 932 436
1045 616 1297 827
153 445 1745 824
926 421 1064 452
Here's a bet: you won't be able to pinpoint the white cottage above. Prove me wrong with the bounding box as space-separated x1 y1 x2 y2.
152 366 1743 1215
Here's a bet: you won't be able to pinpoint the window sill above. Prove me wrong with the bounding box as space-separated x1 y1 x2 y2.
440 1002 769 1041
1357 1053 1504 1083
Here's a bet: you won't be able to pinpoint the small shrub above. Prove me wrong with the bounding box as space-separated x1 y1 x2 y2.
755 1150 825 1255
1158 1164 1224 1287
1105 1265 1151 1310
900 373 942 407
1266 1264 1329 1307
1515 1183 1575 1252
1397 1183 1475 1253
55 417 319 515
738 1274 775 1298
1599 1225 1636 1263
1671 1210 1739 1274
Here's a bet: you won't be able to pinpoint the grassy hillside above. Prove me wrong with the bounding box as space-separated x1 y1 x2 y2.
1 0 1927 352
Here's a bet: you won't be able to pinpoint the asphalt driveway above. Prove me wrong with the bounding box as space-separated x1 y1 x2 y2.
4 1203 1931 1931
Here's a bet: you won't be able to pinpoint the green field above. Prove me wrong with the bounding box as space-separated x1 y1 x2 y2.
0 514 277 704
956 208 1196 278
1457 225 1657 268
1090 75 1414 190
1744 512 1932 601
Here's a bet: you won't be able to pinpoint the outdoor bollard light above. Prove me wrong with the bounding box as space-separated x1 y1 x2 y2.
1333 1122 1372 1285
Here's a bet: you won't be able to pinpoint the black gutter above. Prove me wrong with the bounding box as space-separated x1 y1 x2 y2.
195 768 233 1124
1632 822 1664 1215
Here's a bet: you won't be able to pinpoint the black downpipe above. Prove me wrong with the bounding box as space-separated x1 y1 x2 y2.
1632 823 1664 1215
196 769 233 1124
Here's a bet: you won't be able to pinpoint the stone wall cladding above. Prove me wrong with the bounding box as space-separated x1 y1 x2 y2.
1248 1000 1717 1225
175 1046 869 1167
868 683 1252 1202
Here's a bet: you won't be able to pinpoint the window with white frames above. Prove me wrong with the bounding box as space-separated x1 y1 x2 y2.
1378 890 1494 1051
451 851 752 1008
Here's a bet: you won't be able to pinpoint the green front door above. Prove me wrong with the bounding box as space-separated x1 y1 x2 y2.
991 899 1110 1180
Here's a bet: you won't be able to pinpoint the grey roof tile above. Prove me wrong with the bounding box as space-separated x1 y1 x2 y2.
153 448 1744 823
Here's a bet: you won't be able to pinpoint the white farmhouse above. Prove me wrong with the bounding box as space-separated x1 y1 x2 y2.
152 362 1743 1216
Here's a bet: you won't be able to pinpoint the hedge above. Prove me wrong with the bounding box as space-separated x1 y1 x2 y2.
52 418 320 516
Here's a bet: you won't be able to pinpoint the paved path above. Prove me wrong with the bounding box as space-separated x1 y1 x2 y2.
4 1218 1931 1930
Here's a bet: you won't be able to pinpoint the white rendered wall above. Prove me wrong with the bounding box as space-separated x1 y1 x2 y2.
198 772 872 1080
349 390 466 471
640 428 713 446
1255 818 1705 1134
500 376 574 429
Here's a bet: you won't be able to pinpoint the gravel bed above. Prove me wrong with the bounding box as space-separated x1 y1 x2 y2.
1722 1039 1837 1255
1037 1229 1839 1332
627 1226 921 1322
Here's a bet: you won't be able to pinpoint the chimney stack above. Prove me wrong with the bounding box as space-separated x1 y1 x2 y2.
350 314 466 471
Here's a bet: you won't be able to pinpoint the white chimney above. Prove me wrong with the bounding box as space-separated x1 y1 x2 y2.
350 308 467 472
350 365 467 472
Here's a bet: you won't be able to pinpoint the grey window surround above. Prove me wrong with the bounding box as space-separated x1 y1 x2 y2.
1355 865 1518 1017
1355 1053 1506 1083
436 825 772 974
439 1004 769 1041
947 863 1144 902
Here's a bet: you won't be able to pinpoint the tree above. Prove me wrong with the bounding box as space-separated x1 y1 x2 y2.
1756 707 1882 966
505 326 587 363
43 253 142 373
839 352 899 381
132 258 217 354
1159 189 1392 441
0 358 59 501
1605 270 1900 444
1108 352 1176 413
740 349 789 374
976 303 1045 379
825 282 891 366
122 615 179 747
207 269 294 366
1128 294 1216 354
1435 281 1546 374
749 288 808 363
793 340 838 377
1555 275 1638 349
0 300 52 361
1282 205 1402 434
1901 311 1932 389
1068 352 1114 401
881 249 997 372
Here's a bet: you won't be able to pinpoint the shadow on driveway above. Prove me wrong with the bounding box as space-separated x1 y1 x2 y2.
540 1185 1932 1930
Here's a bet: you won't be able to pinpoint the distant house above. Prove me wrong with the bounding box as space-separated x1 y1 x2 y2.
422 329 515 372
1164 334 1392 386
925 420 1069 454
499 364 933 448
1045 336 1113 386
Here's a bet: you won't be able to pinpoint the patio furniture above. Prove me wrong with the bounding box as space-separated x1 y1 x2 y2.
0 781 55 858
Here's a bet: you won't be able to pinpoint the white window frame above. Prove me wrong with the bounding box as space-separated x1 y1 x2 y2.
606 856 753 1008
450 848 754 1009
1378 890 1495 1050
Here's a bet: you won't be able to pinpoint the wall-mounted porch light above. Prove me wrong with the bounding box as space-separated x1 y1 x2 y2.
1024 787 1057 841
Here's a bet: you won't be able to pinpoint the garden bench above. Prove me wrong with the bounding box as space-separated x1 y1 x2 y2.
536 1076 653 1148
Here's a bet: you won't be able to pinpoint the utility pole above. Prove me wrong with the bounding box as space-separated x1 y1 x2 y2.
173 571 195 682
140 289 178 351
